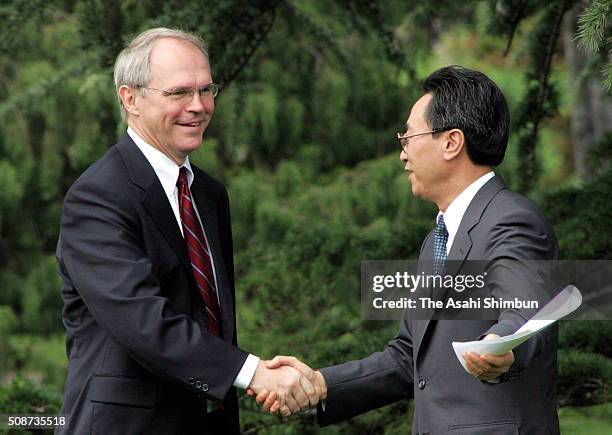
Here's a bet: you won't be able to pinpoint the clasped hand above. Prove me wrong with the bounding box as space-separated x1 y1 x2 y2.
247 356 327 417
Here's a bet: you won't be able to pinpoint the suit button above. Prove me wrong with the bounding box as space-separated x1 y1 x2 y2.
188 377 195 385
202 383 209 392
195 380 202 388
418 379 426 389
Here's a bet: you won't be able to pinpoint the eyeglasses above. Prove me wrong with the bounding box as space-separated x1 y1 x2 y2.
137 83 221 102
397 129 448 152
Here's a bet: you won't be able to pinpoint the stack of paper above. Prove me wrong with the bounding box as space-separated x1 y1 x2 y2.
452 285 582 371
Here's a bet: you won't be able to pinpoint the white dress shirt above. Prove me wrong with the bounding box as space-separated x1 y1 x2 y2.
437 171 495 254
128 127 259 389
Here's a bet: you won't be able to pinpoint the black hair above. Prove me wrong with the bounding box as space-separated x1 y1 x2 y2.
422 65 509 166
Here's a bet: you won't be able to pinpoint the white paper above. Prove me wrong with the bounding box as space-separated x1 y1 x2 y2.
452 285 582 372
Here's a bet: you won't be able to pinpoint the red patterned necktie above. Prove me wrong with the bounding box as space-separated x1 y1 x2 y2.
177 167 221 336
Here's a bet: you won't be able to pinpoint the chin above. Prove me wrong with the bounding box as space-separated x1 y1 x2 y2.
177 138 204 153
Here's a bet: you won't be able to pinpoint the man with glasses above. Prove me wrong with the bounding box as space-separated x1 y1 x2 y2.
56 28 318 435
257 66 560 434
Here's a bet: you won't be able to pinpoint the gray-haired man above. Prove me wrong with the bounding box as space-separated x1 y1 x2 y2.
57 28 318 435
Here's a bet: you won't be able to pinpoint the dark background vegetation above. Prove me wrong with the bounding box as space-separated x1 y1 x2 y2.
0 0 610 433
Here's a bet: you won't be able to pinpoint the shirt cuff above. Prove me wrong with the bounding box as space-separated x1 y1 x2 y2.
233 354 260 389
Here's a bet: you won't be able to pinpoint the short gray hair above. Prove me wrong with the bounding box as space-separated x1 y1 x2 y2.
113 27 209 121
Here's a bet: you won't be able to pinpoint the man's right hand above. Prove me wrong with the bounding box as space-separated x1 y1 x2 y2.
247 359 318 416
252 356 327 416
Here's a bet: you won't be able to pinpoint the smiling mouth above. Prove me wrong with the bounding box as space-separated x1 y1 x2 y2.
176 121 203 127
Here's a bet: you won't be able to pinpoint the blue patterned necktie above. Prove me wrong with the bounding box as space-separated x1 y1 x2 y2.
433 214 448 275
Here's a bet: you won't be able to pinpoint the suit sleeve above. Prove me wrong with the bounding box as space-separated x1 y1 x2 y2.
316 233 434 425
317 318 414 426
58 177 248 401
481 205 559 378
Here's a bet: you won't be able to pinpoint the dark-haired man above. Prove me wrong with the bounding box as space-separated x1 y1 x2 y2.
258 65 560 434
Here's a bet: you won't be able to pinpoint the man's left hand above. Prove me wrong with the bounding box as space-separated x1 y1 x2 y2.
463 334 514 381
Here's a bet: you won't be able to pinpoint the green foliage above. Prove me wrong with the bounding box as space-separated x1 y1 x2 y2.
558 403 612 434
559 321 612 358
234 156 431 432
0 306 17 336
0 376 61 414
21 256 63 334
557 322 611 407
557 349 611 406
5 335 67 392
512 1 576 194
585 132 612 175
575 0 612 90
543 169 612 260
79 0 125 67
576 0 610 52
0 161 24 215
0 0 48 57
0 307 18 371
0 1 610 433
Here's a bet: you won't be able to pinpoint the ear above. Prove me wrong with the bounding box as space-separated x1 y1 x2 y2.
443 128 465 161
118 85 140 117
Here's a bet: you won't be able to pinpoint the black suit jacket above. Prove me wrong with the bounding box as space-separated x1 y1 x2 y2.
318 176 560 434
56 135 247 434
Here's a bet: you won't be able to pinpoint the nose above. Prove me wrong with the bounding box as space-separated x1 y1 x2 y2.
185 92 203 112
185 92 214 114
400 147 408 161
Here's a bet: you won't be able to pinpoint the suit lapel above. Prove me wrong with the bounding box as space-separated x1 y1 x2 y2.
414 175 507 362
116 136 191 272
117 135 235 341
413 232 433 362
191 175 236 342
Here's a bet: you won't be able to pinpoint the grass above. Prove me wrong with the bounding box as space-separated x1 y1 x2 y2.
559 403 612 434
2 334 610 434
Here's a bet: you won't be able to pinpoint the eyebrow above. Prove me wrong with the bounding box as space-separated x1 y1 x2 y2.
166 84 212 91
405 122 411 132
156 86 188 93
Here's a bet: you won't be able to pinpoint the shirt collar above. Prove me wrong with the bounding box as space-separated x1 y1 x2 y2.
437 171 495 249
127 127 194 196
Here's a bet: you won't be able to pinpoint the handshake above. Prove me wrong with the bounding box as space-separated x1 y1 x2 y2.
246 356 327 417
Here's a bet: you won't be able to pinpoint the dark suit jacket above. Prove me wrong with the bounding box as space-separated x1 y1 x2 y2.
56 135 247 434
318 176 560 435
